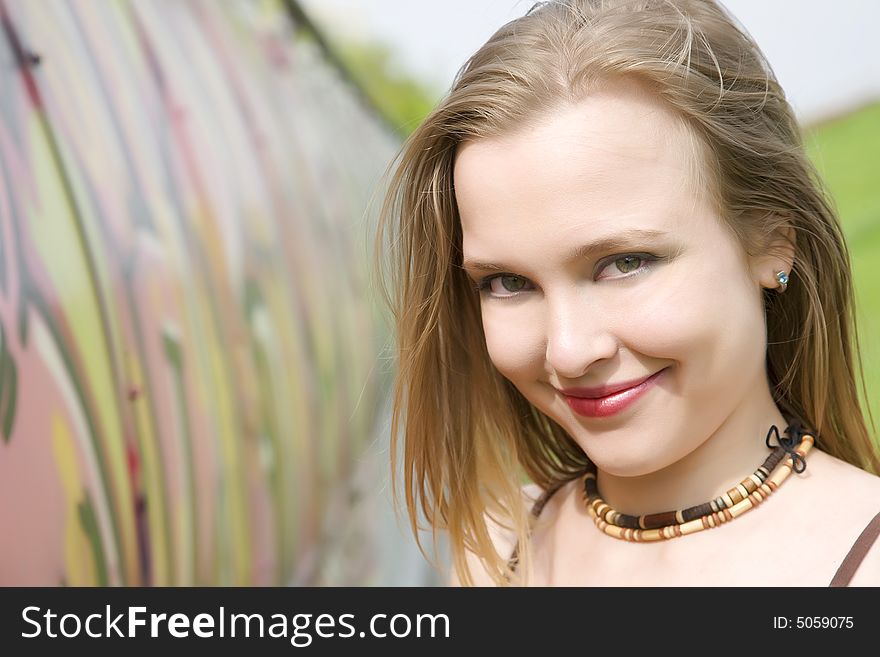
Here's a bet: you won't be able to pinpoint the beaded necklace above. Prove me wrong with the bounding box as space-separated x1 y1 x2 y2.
506 422 815 577
583 423 814 542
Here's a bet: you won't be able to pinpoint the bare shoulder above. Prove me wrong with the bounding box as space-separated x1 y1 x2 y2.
805 447 880 502
448 484 542 586
800 448 880 585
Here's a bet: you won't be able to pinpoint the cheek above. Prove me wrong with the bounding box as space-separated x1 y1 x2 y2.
635 260 766 370
480 308 545 380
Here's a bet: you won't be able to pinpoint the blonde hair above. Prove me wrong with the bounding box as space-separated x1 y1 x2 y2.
373 0 880 586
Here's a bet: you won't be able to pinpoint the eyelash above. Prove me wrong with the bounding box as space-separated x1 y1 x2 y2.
472 253 659 299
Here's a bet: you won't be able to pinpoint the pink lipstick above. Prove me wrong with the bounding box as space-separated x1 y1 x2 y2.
561 367 668 418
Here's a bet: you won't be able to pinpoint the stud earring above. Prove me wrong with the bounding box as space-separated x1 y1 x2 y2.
775 270 789 293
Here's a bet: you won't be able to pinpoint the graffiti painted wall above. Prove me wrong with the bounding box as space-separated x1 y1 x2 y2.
0 0 403 585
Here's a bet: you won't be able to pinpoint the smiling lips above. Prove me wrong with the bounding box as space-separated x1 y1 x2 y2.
560 367 668 418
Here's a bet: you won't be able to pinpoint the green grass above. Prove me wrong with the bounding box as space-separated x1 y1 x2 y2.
803 101 880 439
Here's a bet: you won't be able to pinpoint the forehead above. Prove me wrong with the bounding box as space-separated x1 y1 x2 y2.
454 82 710 247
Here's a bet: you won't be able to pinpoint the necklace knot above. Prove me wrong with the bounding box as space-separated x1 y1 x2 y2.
765 422 809 474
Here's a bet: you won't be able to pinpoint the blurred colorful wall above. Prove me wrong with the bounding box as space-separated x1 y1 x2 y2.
0 0 406 585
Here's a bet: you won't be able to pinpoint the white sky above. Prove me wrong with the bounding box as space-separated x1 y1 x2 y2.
301 0 880 124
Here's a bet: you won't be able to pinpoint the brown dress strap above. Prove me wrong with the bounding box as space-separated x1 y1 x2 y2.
828 510 880 587
506 479 572 575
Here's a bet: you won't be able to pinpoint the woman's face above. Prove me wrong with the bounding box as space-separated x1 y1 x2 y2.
454 81 774 477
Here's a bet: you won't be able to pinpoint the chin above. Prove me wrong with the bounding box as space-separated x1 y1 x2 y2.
592 457 665 478
570 432 679 478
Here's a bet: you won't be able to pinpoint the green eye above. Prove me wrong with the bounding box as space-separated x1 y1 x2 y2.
500 275 527 292
473 273 533 297
615 256 642 274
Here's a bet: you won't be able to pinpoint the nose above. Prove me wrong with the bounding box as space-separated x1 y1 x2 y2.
544 293 619 380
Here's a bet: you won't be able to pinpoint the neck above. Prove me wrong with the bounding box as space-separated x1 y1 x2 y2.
595 391 791 516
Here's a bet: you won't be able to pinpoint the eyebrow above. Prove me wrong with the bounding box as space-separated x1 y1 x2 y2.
461 228 670 274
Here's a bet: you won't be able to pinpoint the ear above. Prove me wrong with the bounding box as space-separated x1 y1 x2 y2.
749 224 796 291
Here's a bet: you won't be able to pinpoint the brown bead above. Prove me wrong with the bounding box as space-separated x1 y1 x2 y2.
682 502 714 522
763 446 787 473
641 511 678 529
614 513 641 529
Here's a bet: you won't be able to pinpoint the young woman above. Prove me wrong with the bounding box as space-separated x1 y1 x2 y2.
374 0 880 586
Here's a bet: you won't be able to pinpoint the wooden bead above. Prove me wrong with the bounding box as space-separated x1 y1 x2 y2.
763 446 786 472
615 513 641 529
680 519 704 536
605 525 625 539
769 466 790 487
642 511 678 529
728 497 753 518
728 487 744 505
682 502 714 522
